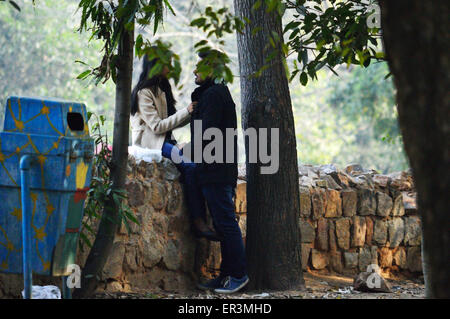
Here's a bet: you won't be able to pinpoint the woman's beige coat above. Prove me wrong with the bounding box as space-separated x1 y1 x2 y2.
130 87 191 150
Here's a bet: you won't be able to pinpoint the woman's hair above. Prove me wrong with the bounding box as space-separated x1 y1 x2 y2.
130 53 176 116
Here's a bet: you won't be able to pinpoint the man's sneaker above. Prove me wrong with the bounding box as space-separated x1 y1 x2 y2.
196 276 226 291
214 275 249 294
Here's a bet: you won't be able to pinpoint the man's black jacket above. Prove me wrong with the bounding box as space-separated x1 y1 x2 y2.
189 79 238 187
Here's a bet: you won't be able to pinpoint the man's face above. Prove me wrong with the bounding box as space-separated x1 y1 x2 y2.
194 68 204 85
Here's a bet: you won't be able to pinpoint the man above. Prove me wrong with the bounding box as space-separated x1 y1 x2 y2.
189 50 249 294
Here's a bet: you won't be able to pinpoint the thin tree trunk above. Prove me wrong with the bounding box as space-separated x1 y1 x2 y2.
234 0 304 290
378 0 449 298
73 26 134 298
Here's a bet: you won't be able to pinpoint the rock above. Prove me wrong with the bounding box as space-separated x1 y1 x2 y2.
324 189 342 218
234 180 247 213
328 220 337 251
299 175 316 187
330 251 343 273
373 174 390 188
166 183 182 214
402 191 417 214
125 180 145 207
301 244 312 270
150 180 167 211
321 174 342 190
141 232 164 269
365 216 374 245
299 165 319 179
392 194 405 216
106 281 124 293
353 271 392 293
102 242 125 280
299 220 315 243
407 247 423 273
376 192 393 217
388 171 414 191
352 216 366 247
344 252 358 269
358 246 378 272
357 189 376 216
163 239 181 271
315 179 328 188
378 247 393 268
161 159 181 181
404 216 422 246
318 164 338 175
317 218 329 251
311 188 326 220
330 171 351 188
393 247 407 269
124 246 138 272
237 214 247 239
311 249 328 270
335 218 351 250
387 218 405 247
299 186 312 218
373 219 388 246
357 174 376 189
341 190 357 217
345 164 364 175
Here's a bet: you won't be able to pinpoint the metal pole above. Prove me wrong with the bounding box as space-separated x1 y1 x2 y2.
20 155 36 299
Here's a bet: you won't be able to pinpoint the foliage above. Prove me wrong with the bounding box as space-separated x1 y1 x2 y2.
76 0 176 84
189 6 245 84
135 38 182 84
0 0 409 175
0 0 116 133
247 0 385 85
79 112 139 251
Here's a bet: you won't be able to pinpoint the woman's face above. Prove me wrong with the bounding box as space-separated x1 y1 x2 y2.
161 65 170 78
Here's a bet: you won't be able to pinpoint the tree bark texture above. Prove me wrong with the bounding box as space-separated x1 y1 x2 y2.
379 0 449 298
234 0 304 290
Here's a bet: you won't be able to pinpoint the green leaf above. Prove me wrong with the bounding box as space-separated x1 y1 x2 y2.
300 72 308 86
77 70 92 80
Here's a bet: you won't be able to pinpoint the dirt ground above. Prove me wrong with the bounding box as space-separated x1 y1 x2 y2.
92 272 425 299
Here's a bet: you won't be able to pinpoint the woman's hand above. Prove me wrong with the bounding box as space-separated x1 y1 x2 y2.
188 102 197 114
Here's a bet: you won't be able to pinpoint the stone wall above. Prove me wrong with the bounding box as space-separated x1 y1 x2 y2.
235 163 422 276
0 159 422 298
0 156 220 297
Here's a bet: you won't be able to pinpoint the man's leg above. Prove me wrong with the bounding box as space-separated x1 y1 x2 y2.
201 184 247 279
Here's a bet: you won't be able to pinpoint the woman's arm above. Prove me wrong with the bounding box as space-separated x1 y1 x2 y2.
138 88 191 134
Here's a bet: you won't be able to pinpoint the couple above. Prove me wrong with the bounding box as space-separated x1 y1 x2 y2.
130 50 248 294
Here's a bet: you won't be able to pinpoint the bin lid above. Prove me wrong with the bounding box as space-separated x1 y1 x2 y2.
2 96 90 138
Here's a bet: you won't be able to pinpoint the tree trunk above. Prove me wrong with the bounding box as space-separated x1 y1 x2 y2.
73 26 134 298
378 0 449 298
233 0 304 290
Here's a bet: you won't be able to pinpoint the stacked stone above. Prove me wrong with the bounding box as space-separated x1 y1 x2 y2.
76 156 204 293
295 163 422 275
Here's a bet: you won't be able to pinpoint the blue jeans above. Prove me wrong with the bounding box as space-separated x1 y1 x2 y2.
162 142 206 221
161 142 247 278
202 184 247 278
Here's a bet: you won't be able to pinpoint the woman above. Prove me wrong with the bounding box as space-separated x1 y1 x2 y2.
130 54 219 241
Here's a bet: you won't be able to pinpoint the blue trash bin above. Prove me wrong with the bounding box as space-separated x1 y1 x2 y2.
0 96 94 298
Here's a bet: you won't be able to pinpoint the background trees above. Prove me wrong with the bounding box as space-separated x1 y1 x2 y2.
378 0 449 299
234 0 305 290
0 0 406 173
